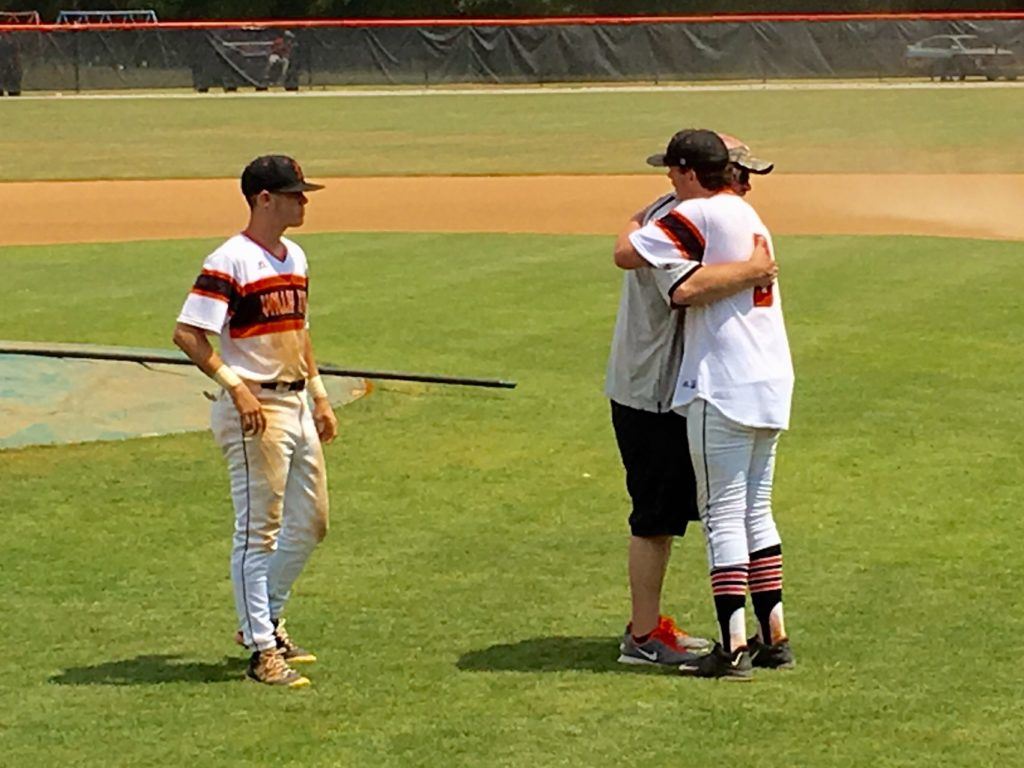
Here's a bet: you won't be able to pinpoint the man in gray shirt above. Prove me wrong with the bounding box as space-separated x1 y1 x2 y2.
609 129 777 667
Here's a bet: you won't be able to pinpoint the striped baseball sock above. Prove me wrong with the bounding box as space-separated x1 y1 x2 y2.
710 564 749 653
749 544 786 644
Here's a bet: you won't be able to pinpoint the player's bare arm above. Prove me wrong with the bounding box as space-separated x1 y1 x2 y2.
613 194 677 269
303 334 338 444
671 238 778 307
172 321 267 436
613 219 649 269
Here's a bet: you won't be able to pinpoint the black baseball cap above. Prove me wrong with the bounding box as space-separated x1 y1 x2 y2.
645 129 729 169
241 155 324 198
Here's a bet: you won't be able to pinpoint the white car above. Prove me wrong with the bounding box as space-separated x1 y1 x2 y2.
904 34 1019 81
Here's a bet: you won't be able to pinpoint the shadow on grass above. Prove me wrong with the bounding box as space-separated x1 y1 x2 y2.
457 636 665 674
50 654 246 686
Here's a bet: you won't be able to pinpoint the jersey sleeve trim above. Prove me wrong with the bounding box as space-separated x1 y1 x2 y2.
668 264 703 308
655 211 706 262
191 269 239 304
175 313 224 334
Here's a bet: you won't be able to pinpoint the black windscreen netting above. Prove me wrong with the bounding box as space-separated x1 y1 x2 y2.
1 18 1022 93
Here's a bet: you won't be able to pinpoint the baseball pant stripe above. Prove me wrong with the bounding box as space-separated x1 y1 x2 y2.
694 399 720 569
688 398 759 569
239 422 256 649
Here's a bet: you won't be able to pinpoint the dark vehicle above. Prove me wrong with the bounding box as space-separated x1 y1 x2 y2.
905 34 1019 81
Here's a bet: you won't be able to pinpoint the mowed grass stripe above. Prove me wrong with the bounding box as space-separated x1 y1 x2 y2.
1 232 1022 766
0 87 1022 180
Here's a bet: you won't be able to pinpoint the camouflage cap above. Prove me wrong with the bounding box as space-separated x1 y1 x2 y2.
718 133 774 174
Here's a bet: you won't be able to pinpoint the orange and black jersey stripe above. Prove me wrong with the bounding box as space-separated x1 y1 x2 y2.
655 211 706 262
191 269 240 303
190 270 308 339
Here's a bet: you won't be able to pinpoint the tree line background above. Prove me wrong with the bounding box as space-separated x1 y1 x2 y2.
2 0 1020 22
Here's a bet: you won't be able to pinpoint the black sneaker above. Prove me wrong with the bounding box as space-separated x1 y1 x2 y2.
618 632 700 667
678 642 753 681
747 635 796 669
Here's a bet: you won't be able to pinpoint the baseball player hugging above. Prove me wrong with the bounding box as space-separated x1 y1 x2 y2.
617 129 795 679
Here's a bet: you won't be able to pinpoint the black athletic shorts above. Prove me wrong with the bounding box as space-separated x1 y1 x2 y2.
610 400 699 538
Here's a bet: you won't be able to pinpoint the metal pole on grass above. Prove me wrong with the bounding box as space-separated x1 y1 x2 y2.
0 343 517 390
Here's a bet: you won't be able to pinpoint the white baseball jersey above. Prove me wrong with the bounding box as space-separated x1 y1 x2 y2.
177 233 310 383
628 191 794 429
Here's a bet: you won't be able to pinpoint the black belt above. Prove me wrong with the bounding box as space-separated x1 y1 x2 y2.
260 380 306 393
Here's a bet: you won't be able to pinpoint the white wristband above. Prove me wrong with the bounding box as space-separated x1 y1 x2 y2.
308 374 328 400
211 364 243 390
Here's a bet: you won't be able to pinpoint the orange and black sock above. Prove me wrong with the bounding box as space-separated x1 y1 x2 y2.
710 564 749 653
749 544 784 643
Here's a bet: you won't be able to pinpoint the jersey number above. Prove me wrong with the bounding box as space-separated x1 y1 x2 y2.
752 234 774 308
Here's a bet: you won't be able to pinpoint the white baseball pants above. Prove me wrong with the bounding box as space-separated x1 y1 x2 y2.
211 390 329 652
685 398 782 569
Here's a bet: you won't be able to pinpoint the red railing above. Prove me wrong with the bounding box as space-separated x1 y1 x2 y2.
2 11 1023 33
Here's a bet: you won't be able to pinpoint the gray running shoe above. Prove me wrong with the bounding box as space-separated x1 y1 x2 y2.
618 633 700 667
747 636 796 669
622 615 711 652
246 649 310 688
678 642 753 681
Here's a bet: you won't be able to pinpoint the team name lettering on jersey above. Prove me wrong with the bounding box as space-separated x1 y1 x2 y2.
260 287 306 318
229 275 308 339
177 234 312 382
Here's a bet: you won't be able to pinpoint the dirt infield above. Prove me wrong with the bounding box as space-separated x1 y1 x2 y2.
2 174 1023 245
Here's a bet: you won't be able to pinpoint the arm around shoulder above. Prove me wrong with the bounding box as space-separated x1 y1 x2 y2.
671 238 777 307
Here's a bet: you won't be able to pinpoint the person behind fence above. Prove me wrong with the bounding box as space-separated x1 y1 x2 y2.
264 31 295 86
172 155 337 689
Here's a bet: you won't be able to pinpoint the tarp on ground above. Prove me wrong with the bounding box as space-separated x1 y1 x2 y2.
0 341 367 450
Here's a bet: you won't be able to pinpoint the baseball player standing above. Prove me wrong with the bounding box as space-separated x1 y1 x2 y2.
616 129 794 680
172 155 337 689
609 129 779 668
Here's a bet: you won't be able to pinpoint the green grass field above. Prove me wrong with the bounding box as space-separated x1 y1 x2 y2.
0 87 1022 179
2 85 1023 766
2 230 1023 766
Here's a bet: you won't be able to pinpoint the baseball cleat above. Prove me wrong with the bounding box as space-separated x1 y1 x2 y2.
246 649 310 688
747 635 796 669
678 643 753 681
622 614 711 652
272 618 317 663
618 623 702 667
